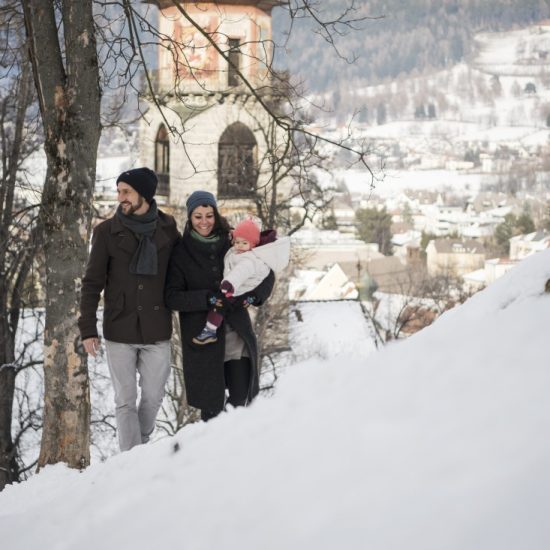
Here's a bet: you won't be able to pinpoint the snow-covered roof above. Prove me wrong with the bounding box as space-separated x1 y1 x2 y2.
510 230 550 243
290 264 358 301
430 239 485 254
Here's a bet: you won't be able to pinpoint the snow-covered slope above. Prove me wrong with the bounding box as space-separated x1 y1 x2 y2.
1 251 550 550
474 26 550 76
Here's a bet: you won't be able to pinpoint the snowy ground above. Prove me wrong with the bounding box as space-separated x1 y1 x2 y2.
2 248 550 550
321 166 496 199
289 300 378 362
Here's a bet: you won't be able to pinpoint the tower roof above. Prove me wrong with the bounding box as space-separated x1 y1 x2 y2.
146 1 287 13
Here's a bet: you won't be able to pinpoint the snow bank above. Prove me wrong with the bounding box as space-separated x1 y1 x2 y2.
1 251 550 550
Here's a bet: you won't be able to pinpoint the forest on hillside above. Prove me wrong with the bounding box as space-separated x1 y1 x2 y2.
274 0 550 90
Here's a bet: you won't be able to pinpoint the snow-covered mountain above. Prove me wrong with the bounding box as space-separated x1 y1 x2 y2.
275 0 550 92
331 24 550 148
316 23 550 201
366 24 550 139
2 247 549 549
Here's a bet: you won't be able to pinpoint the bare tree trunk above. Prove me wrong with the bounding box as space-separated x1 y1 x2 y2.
0 21 37 489
0 359 18 489
22 0 101 470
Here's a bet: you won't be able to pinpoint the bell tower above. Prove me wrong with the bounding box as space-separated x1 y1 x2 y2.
139 1 287 211
155 0 282 94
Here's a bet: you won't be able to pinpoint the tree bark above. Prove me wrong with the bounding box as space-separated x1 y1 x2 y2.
22 0 101 470
0 341 18 490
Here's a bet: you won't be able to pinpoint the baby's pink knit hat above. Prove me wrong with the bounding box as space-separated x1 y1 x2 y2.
232 219 260 247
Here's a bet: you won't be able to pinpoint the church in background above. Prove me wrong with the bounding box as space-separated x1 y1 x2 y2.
139 0 288 221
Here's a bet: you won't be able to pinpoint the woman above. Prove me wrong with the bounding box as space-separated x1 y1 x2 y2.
165 190 275 421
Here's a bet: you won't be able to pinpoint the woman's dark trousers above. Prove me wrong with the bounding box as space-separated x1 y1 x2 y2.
200 358 251 421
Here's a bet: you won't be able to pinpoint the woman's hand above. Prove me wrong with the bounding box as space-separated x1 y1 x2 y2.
240 292 257 308
207 291 224 309
207 291 235 311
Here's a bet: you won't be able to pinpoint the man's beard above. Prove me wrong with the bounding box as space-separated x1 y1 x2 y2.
122 196 144 215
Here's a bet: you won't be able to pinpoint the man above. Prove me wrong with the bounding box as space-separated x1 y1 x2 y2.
79 167 179 451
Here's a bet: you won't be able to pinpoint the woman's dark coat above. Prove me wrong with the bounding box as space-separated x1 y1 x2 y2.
164 231 275 412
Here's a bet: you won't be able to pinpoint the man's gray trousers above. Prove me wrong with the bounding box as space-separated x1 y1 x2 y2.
105 339 171 451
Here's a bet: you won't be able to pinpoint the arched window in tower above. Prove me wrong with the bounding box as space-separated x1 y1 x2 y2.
154 124 170 197
218 122 257 198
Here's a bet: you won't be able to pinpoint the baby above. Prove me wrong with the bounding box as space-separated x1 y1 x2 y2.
193 218 289 345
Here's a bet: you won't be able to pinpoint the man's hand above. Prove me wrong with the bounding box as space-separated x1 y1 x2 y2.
83 337 100 358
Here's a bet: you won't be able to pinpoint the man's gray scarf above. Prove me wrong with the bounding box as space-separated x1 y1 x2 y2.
115 200 158 275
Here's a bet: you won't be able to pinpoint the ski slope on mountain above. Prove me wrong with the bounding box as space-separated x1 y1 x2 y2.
1 251 550 550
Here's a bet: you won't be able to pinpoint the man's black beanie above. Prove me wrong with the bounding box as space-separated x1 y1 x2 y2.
116 167 158 203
